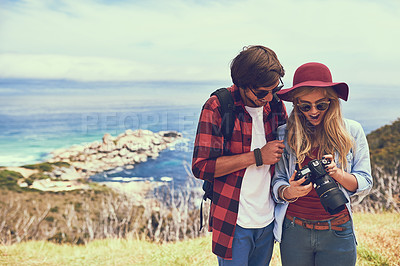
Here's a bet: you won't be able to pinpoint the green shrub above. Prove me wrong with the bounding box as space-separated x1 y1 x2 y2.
50 206 59 213
22 162 70 172
29 173 50 180
53 162 70 168
0 170 23 180
0 170 24 191
25 178 34 186
45 216 55 222
48 232 70 244
22 163 53 172
74 202 82 212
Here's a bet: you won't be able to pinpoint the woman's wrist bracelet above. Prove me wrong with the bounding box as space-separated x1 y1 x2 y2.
280 186 298 203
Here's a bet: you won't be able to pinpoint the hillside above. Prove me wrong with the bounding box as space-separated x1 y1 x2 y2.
354 118 400 212
367 117 400 175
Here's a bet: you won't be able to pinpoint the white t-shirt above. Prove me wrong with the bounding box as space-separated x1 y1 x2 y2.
236 106 275 228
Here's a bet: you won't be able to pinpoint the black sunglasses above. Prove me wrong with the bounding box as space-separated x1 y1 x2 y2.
249 78 284 99
297 101 331 112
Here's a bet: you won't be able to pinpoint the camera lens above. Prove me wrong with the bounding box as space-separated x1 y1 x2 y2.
308 159 349 214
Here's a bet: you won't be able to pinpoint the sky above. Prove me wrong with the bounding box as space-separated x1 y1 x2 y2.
0 0 399 86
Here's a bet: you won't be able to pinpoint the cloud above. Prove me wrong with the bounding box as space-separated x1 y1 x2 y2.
0 52 228 81
0 0 399 84
0 53 143 81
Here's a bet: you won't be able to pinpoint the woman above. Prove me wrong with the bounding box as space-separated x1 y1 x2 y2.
272 62 372 266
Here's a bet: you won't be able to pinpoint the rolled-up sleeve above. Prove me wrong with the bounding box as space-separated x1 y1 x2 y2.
271 126 291 204
272 157 291 204
347 120 373 197
192 96 224 182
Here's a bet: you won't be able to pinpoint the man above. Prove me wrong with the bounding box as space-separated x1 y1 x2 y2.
192 45 287 265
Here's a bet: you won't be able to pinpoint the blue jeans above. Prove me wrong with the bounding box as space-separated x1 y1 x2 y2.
280 217 356 266
217 222 274 266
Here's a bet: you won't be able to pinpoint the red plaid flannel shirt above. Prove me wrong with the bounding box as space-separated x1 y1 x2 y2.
192 85 287 259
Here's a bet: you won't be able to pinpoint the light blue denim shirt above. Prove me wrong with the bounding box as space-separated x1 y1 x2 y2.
272 118 373 243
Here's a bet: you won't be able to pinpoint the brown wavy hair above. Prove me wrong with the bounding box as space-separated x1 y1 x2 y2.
230 45 284 90
286 86 354 169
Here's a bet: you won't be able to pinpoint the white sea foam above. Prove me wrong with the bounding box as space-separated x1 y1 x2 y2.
160 176 173 182
107 167 124 175
109 176 144 182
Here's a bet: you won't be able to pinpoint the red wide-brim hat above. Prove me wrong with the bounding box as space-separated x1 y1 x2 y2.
277 62 349 102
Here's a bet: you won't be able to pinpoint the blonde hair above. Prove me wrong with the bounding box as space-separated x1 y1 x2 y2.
286 86 354 169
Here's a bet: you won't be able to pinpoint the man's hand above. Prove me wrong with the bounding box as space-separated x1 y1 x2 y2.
260 140 285 165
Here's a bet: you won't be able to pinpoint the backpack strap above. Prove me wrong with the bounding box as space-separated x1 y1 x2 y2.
269 93 287 138
211 88 236 144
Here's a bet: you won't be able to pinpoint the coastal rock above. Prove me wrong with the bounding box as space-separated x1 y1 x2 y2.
102 133 114 145
48 129 182 179
161 131 181 138
152 138 162 145
48 166 81 181
99 143 116 153
134 153 148 163
125 143 139 152
90 141 101 149
119 148 129 157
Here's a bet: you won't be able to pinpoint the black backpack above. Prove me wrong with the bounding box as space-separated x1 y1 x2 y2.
199 88 235 230
199 87 285 230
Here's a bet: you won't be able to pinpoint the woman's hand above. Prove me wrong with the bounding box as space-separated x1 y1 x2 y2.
283 171 313 199
323 154 358 192
323 154 344 182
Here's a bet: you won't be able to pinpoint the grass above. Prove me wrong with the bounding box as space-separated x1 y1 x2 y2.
0 170 25 192
354 212 400 265
22 162 71 172
0 237 216 266
0 212 398 266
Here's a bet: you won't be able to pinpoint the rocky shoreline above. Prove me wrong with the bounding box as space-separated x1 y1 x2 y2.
5 129 183 194
47 129 182 179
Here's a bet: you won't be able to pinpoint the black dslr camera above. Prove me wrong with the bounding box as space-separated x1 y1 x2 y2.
294 158 349 215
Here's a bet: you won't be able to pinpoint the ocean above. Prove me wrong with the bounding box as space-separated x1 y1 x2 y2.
1 79 399 186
